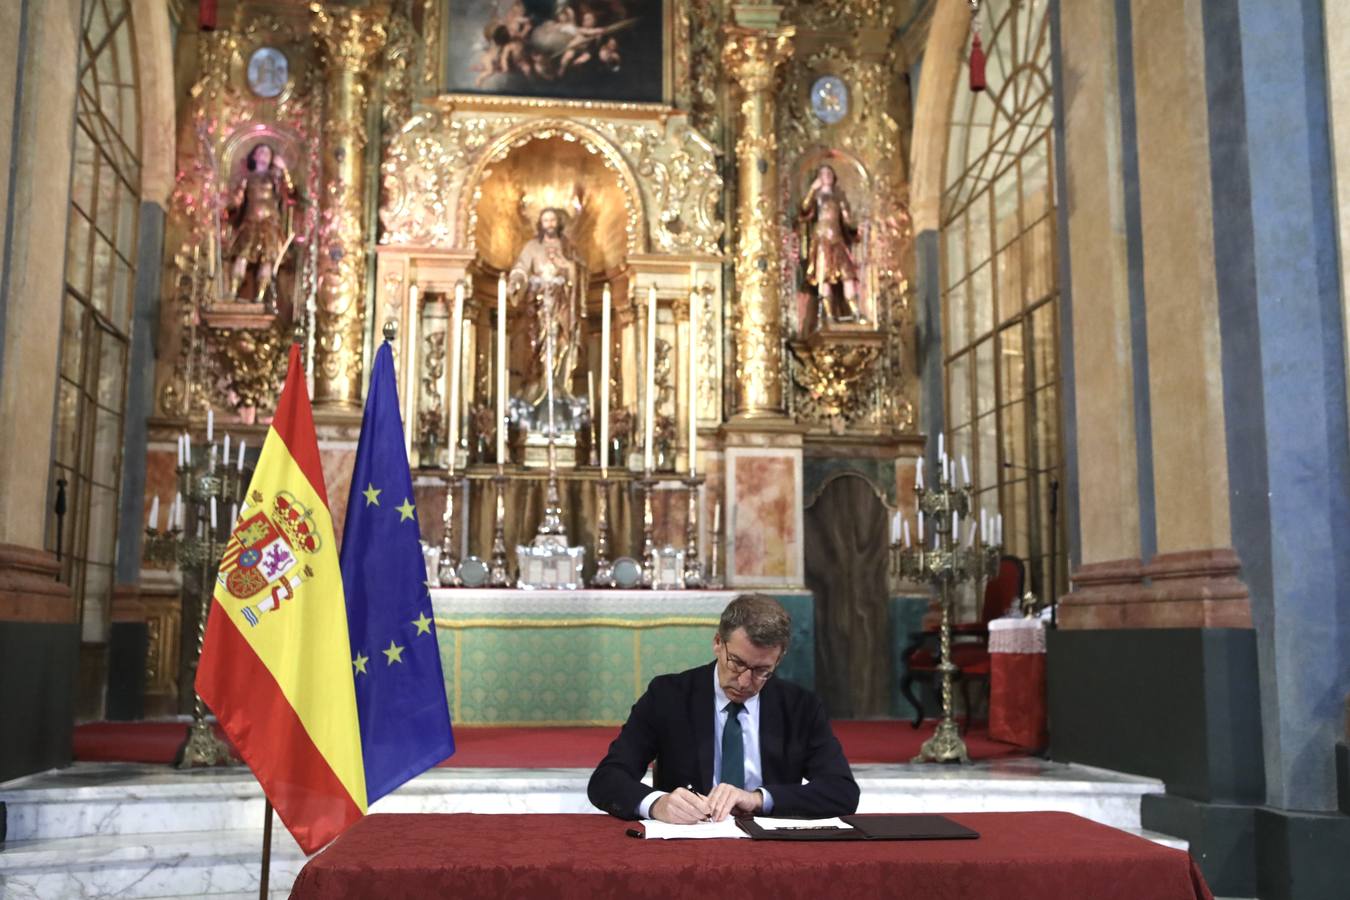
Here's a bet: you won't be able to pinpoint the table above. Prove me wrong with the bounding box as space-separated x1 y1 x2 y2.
988 616 1048 748
290 813 1212 900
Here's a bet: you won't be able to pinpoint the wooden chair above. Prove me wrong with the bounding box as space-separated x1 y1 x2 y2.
898 555 1026 730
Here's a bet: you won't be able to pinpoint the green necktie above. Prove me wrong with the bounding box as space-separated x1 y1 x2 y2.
721 701 745 789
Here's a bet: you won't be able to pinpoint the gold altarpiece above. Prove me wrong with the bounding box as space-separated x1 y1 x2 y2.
144 1 920 694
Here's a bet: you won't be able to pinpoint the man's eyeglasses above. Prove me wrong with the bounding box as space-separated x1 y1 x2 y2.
722 649 776 682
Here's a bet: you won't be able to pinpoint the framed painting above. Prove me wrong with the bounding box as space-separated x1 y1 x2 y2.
442 0 669 104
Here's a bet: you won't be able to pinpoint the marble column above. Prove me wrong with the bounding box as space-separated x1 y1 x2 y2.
722 8 793 421
311 4 388 409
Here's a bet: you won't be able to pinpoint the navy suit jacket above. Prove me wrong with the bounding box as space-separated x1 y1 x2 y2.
587 661 860 820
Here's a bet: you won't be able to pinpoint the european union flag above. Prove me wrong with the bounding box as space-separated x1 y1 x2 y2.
340 341 454 803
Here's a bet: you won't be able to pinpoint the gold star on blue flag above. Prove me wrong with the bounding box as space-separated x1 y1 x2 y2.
340 341 455 803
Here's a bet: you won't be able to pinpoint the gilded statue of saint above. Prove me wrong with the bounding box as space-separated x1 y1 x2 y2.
225 143 297 302
508 208 588 412
798 164 862 329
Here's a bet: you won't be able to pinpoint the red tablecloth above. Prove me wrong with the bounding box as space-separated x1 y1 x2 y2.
290 812 1212 900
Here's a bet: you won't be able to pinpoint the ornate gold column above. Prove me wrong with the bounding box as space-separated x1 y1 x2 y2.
311 4 388 408
723 9 793 420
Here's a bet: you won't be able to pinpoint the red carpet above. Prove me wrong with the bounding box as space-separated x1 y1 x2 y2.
73 720 1026 767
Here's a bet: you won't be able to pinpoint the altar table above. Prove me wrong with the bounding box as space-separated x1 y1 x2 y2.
290 812 1213 900
430 588 814 725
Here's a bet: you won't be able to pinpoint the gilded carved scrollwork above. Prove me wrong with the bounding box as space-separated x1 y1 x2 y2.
776 29 916 433
159 12 324 418
789 338 884 425
785 0 894 30
688 0 727 140
723 24 794 419
311 3 389 408
379 105 724 259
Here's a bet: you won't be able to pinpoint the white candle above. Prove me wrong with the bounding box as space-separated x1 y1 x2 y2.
981 508 988 541
951 510 958 541
210 443 217 472
237 440 246 472
496 274 508 465
206 410 214 442
966 521 977 547
600 284 611 475
915 458 924 490
223 434 230 469
995 513 1003 545
688 288 698 477
587 369 595 423
175 493 184 530
447 281 464 475
712 499 721 534
917 510 924 541
644 284 656 471
210 496 218 530
229 502 237 527
148 496 159 531
961 455 970 485
889 511 899 544
405 284 421 456
902 518 911 548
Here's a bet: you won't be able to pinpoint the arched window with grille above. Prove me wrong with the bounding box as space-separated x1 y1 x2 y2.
940 0 1064 604
51 0 142 643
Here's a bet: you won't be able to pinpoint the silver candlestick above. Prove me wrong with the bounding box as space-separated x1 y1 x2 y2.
682 476 705 588
591 473 615 587
437 473 462 586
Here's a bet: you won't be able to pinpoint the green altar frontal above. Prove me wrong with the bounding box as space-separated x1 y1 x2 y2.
432 590 815 725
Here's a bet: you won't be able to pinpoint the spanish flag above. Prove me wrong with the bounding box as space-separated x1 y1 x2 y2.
196 345 365 853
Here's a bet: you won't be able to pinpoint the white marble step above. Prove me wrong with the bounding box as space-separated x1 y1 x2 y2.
850 759 1164 829
1120 827 1189 852
0 828 306 900
2 758 1162 844
1 765 599 841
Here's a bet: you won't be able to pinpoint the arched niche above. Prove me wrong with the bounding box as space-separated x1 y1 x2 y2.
457 119 649 272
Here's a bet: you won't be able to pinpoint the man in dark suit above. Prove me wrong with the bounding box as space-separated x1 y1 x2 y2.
588 594 860 823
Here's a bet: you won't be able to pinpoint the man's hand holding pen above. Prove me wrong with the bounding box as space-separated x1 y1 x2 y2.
650 786 712 824
650 784 765 824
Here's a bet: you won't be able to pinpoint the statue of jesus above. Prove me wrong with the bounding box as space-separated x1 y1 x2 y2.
508 208 588 421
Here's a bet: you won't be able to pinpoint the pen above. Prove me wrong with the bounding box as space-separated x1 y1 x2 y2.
685 784 713 822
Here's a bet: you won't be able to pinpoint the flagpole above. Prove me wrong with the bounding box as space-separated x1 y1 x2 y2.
259 799 274 899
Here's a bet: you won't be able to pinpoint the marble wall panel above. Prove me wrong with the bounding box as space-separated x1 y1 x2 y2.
320 447 358 546
725 448 803 587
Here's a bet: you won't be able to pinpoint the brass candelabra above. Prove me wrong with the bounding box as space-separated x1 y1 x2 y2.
142 422 246 768
891 454 1001 764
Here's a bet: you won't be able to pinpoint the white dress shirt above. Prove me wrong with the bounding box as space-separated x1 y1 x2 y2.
637 667 776 818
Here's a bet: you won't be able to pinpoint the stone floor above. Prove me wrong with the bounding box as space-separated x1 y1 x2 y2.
0 758 1179 899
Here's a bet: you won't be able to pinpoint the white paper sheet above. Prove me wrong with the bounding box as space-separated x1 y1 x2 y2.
639 818 749 839
753 817 853 831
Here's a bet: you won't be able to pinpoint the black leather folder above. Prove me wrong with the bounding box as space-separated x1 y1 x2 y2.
737 814 980 841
